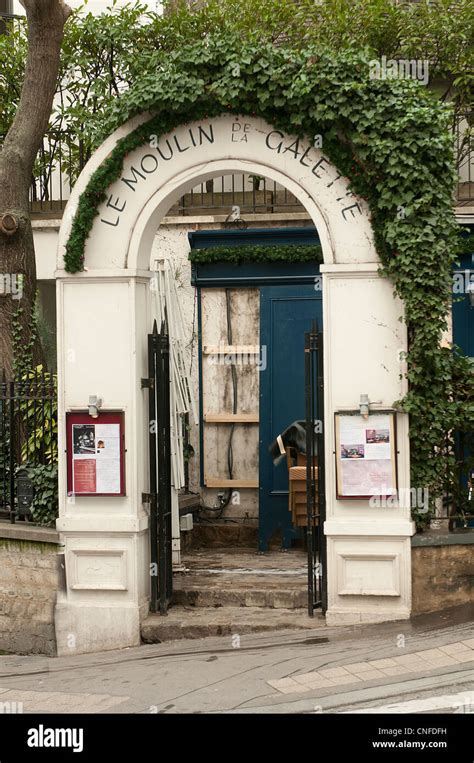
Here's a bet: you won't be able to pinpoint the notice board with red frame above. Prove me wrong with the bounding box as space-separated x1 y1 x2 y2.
66 412 125 496
334 410 397 500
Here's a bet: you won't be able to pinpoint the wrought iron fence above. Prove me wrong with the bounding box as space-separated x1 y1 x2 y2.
28 131 89 215
171 174 304 215
0 368 57 523
0 11 23 46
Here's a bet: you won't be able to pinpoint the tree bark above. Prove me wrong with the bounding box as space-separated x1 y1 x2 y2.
0 0 71 378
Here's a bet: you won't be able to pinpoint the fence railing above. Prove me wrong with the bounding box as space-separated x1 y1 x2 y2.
1 117 472 217
27 130 89 216
171 175 304 216
0 368 57 523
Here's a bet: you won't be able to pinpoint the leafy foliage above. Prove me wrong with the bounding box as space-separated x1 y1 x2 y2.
0 16 27 136
12 295 38 379
1 365 58 522
18 366 58 466
18 464 58 527
0 1 472 171
188 244 322 265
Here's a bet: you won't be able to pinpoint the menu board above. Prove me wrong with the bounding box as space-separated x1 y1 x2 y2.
335 411 397 499
66 412 125 496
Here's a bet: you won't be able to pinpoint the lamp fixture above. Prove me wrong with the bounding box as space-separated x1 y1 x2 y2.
88 395 102 418
359 394 370 419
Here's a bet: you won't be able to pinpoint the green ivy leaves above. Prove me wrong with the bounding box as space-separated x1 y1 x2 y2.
188 244 322 265
18 464 59 527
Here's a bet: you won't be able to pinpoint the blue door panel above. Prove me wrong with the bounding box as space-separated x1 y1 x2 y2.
259 286 322 551
452 286 473 358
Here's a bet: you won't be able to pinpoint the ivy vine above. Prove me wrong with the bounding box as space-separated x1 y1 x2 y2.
12 295 38 379
64 39 473 527
188 244 322 265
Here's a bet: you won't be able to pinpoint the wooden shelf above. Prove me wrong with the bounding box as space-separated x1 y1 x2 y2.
204 478 258 488
203 344 260 355
204 413 259 423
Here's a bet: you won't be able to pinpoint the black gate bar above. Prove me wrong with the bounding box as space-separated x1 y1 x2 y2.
156 321 173 614
144 320 173 615
147 325 159 613
305 320 327 616
316 323 327 614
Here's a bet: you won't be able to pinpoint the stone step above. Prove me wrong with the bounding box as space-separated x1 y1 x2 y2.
141 606 325 643
182 524 259 549
172 581 307 609
174 546 309 609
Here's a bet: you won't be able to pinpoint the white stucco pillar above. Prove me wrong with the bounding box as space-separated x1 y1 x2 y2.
54 270 152 655
322 264 415 625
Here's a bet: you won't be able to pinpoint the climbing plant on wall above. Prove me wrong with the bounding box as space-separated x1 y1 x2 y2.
188 244 323 265
63 38 473 528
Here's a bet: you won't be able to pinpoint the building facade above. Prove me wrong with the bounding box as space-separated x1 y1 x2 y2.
1 5 472 656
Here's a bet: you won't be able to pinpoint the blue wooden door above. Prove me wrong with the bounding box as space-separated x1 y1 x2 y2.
259 286 323 551
452 257 474 359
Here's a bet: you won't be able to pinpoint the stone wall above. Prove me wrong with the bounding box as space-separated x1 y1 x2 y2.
0 523 61 655
411 531 474 614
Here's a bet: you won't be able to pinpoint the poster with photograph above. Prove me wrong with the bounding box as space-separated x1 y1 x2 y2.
69 415 124 495
73 425 96 455
335 412 397 499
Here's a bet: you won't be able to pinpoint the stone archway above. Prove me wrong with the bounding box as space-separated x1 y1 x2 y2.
55 115 413 655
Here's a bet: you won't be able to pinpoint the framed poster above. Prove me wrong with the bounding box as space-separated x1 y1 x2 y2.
335 411 397 500
66 412 125 496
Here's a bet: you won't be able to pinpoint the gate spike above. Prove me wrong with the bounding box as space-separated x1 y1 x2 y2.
152 319 158 335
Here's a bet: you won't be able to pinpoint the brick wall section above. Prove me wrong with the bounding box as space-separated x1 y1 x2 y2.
411 533 474 615
0 524 61 655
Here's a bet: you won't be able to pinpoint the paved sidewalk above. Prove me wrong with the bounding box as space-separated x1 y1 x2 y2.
0 607 472 714
268 638 474 695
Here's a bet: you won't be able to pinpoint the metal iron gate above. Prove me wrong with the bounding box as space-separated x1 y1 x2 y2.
0 368 57 523
143 320 173 614
305 321 327 616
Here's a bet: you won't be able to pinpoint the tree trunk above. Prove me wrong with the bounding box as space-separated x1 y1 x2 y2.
0 0 71 378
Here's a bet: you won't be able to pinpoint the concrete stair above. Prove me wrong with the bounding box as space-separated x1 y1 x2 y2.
173 546 308 610
141 606 325 643
172 580 306 609
140 546 323 643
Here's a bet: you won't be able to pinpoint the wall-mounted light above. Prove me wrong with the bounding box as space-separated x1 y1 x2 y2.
88 395 102 418
359 393 370 419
